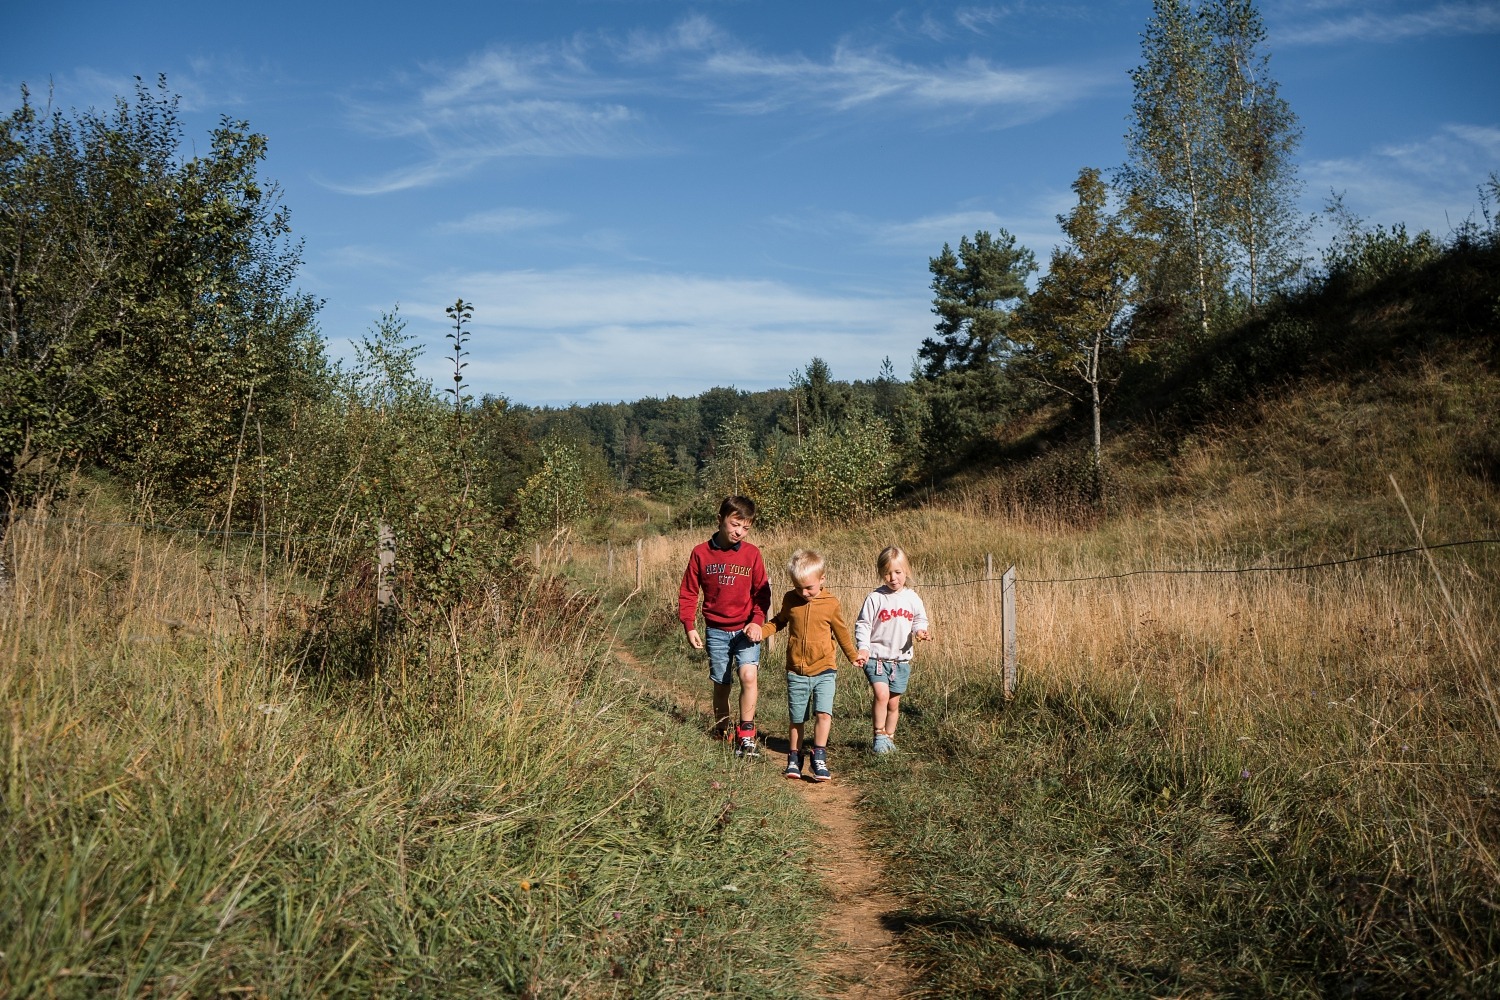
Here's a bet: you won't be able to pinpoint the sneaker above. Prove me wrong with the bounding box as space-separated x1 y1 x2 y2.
784 751 803 779
734 724 760 759
872 734 894 755
810 748 832 782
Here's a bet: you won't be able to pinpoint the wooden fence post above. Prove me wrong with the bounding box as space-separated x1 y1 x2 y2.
635 538 644 590
1001 565 1017 701
377 521 395 613
607 540 614 579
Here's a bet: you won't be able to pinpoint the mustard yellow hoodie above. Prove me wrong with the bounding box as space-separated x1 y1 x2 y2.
761 589 859 677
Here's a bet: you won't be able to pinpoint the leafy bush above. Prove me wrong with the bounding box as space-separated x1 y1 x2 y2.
0 78 321 512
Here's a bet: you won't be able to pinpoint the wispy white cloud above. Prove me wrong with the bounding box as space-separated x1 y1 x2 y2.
434 207 569 236
1277 1 1500 45
330 15 1108 194
1304 121 1500 236
696 43 1105 118
400 267 932 404
332 93 647 194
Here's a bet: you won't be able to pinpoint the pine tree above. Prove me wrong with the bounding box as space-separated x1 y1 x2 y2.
920 230 1036 375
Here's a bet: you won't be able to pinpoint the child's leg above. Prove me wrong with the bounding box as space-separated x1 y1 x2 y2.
706 627 734 737
812 711 832 749
884 661 911 742
869 681 890 737
711 682 733 736
788 721 803 752
737 665 758 725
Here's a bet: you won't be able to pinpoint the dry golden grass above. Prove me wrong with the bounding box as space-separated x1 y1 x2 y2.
570 466 1499 993
1 495 824 998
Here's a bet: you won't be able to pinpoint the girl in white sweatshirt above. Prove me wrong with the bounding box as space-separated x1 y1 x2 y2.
853 546 932 754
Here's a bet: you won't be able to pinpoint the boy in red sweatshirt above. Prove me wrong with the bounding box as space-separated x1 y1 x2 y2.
678 495 772 757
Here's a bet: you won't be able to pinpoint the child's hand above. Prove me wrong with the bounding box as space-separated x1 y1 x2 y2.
915 630 932 642
855 650 870 667
686 628 704 650
745 622 763 642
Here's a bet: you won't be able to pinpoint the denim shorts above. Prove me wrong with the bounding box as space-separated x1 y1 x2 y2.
863 658 912 696
786 670 836 723
705 626 761 686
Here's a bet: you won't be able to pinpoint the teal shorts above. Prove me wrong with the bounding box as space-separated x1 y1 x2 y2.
864 657 912 696
786 670 836 724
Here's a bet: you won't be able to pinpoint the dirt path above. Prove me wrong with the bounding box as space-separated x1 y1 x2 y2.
615 645 916 999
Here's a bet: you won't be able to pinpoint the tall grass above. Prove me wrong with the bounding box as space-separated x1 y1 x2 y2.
1 494 823 998
573 380 1500 995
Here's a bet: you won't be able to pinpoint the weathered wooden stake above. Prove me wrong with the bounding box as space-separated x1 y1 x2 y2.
635 538 644 590
607 540 614 579
1001 565 1018 701
377 521 396 612
534 542 541 567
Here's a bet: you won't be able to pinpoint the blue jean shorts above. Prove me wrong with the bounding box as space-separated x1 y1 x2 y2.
705 626 761 686
863 658 912 696
786 670 836 723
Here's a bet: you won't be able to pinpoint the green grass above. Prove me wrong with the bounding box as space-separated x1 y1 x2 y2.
580 268 1500 996
1 505 826 998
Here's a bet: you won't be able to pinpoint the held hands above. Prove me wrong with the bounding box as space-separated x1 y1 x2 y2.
686 628 704 650
855 649 870 668
745 622 763 643
915 630 933 642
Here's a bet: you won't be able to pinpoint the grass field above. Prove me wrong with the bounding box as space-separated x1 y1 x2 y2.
0 493 830 998
576 353 1500 997
4 317 1496 997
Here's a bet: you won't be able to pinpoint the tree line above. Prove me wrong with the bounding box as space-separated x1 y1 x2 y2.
4 1 1495 612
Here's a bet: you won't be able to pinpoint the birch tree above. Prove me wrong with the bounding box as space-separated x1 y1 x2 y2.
1018 168 1152 483
1123 0 1223 340
1206 0 1305 309
1122 0 1304 330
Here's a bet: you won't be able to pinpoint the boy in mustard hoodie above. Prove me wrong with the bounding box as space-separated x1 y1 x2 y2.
761 549 866 781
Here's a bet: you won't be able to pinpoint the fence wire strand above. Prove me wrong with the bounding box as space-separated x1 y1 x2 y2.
895 538 1500 588
13 515 1499 590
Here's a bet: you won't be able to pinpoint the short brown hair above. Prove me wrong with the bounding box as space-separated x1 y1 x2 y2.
718 495 757 522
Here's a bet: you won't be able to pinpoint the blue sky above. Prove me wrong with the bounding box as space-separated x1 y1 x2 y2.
6 1 1498 406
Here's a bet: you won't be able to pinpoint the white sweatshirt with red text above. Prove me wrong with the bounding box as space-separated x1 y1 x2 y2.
853 586 929 661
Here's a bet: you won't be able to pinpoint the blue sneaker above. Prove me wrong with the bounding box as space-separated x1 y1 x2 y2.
784 751 803 779
810 748 832 782
873 734 895 755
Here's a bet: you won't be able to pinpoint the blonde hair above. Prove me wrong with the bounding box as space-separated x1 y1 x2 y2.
787 548 825 583
876 545 910 578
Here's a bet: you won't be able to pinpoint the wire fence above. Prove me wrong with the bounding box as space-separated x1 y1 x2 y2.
920 538 1500 588
12 514 1500 589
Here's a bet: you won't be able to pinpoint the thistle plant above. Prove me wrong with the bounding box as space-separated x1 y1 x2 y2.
444 298 474 420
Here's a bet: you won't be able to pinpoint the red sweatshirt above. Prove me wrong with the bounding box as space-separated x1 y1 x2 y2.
678 536 771 633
